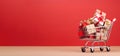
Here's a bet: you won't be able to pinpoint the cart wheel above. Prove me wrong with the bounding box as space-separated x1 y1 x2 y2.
100 47 104 51
90 48 94 53
81 47 86 52
106 47 110 52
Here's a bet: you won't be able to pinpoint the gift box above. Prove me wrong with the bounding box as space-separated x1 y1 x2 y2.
101 12 106 19
92 9 106 26
79 20 89 29
93 17 104 26
101 36 107 40
96 30 107 40
104 19 111 29
96 32 101 40
94 9 106 19
85 24 96 34
101 31 107 40
94 9 101 18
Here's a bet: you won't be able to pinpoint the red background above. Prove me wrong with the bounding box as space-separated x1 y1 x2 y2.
0 0 120 46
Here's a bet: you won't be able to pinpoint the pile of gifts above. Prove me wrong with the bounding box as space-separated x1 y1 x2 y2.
79 9 113 40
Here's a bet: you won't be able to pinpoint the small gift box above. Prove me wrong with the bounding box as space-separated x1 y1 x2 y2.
79 20 89 29
96 32 101 40
101 31 107 40
101 36 107 40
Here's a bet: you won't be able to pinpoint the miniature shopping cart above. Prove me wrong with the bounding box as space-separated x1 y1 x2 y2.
79 18 116 53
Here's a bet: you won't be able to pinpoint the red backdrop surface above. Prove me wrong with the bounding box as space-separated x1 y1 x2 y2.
0 0 120 46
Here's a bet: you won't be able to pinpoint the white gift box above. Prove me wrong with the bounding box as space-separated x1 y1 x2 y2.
98 21 104 26
93 17 99 23
86 24 96 34
92 17 104 26
92 9 106 26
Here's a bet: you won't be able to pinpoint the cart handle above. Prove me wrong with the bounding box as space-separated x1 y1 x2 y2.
112 18 116 22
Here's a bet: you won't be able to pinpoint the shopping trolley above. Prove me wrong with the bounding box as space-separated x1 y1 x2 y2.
79 18 116 53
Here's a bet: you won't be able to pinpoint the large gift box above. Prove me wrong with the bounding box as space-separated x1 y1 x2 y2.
85 24 96 34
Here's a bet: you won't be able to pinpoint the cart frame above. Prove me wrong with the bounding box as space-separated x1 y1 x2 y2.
80 18 116 53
